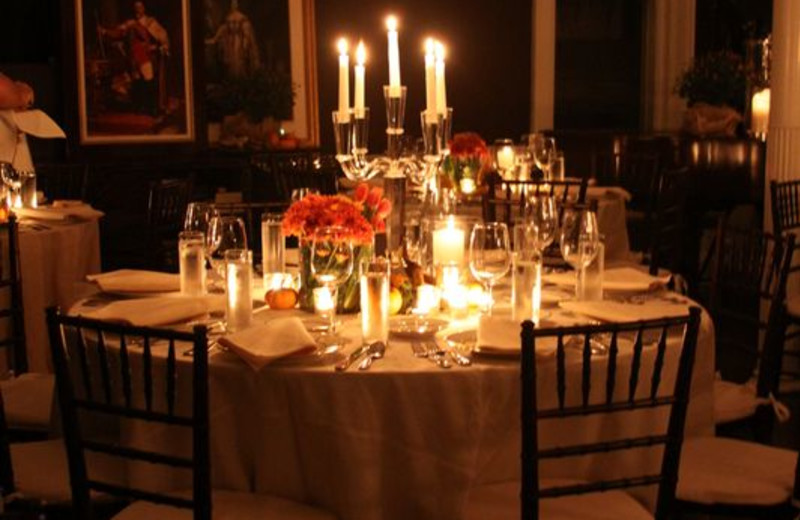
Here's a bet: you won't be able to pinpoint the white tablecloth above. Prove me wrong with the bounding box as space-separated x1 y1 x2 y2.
19 218 101 371
72 290 714 520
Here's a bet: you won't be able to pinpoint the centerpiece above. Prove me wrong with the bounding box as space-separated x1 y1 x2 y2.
441 132 490 196
282 183 391 312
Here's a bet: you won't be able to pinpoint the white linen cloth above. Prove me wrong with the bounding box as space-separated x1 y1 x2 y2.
14 218 100 372
218 318 318 371
69 294 715 520
544 266 670 292
87 269 180 294
14 204 104 221
559 299 690 322
82 296 213 327
585 185 633 202
0 109 65 173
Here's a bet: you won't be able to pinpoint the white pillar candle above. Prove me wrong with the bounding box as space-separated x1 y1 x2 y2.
354 41 366 119
337 38 350 121
497 145 515 171
435 42 447 116
433 216 464 265
424 38 437 116
752 88 770 137
386 16 402 97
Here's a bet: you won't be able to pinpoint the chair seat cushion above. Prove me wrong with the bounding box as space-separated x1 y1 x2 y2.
10 439 125 504
713 378 760 424
464 480 653 520
1 373 55 429
112 489 337 520
677 437 798 506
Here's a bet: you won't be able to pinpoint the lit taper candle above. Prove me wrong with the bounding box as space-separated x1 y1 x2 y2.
386 15 402 97
424 38 437 116
354 40 366 118
337 38 350 121
435 41 447 116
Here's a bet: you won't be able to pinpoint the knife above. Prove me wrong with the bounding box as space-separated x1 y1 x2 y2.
335 343 372 371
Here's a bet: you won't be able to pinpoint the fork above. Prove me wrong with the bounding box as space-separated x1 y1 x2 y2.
422 341 452 369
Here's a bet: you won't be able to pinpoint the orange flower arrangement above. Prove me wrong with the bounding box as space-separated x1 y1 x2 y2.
282 183 391 245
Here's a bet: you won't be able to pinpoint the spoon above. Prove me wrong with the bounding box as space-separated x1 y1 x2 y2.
358 341 386 370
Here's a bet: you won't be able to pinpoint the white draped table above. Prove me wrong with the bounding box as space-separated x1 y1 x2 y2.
72 289 714 520
18 217 101 371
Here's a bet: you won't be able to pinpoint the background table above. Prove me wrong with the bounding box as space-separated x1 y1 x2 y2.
18 217 101 371
78 291 714 520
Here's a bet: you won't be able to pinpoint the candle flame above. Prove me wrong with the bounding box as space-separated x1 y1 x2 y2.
435 41 446 61
425 37 435 56
356 40 366 65
337 38 348 55
447 214 456 229
386 15 398 32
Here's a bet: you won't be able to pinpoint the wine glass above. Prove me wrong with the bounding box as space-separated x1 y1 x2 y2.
184 202 218 234
529 134 556 180
310 226 354 349
523 193 558 254
207 216 247 280
559 206 600 299
469 222 511 315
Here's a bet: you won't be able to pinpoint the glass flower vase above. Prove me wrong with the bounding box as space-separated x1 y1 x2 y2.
298 239 373 313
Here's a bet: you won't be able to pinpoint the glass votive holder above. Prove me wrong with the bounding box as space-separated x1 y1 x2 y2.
359 256 390 345
261 212 285 287
579 241 604 301
313 285 337 329
415 284 439 315
179 231 206 297
225 249 253 332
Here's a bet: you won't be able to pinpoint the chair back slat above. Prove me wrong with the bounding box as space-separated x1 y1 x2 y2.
628 326 644 402
605 332 619 405
167 338 176 416
47 308 211 520
75 326 93 401
771 179 800 235
581 335 591 407
521 308 702 519
650 326 668 400
119 334 132 408
95 329 112 404
0 216 27 375
556 335 566 410
482 174 588 229
143 336 153 412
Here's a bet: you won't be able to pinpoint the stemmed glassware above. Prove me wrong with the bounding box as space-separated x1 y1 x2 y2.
529 133 556 180
559 206 600 299
184 202 218 235
469 222 511 315
310 225 354 350
206 216 247 280
524 194 558 252
0 162 22 208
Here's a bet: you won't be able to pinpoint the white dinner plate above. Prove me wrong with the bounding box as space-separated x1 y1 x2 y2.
390 317 449 339
446 327 558 359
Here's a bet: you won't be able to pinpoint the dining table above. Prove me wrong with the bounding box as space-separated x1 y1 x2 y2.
70 269 715 520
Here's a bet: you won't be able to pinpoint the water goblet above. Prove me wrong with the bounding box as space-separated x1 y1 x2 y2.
523 193 558 252
469 222 511 315
529 133 556 180
184 202 218 234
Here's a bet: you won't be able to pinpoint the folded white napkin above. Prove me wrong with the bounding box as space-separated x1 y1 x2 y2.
544 266 670 292
82 296 212 327
14 203 104 221
218 317 318 370
559 299 690 323
476 315 557 357
87 269 180 293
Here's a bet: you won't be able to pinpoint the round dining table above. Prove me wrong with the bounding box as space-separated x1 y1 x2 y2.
72 280 715 520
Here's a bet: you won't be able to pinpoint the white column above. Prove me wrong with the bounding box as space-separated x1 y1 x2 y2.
531 0 555 131
644 0 695 131
765 0 800 224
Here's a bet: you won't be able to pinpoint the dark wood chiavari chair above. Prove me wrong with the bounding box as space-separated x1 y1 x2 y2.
466 308 702 519
770 179 800 385
647 167 690 281
46 308 336 520
145 177 194 271
481 172 588 227
250 151 340 203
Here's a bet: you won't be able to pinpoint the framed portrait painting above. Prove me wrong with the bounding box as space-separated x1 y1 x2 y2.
74 0 195 144
203 0 319 146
